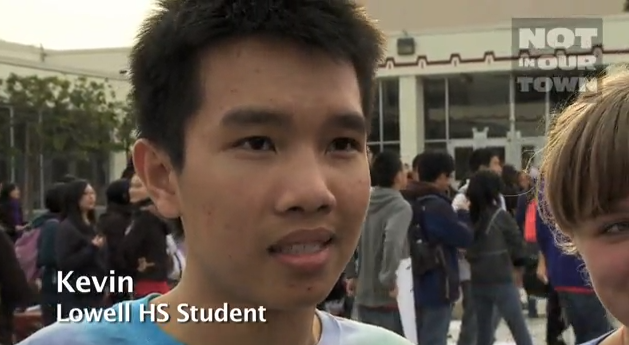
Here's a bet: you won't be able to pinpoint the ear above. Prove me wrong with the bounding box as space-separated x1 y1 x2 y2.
132 139 181 218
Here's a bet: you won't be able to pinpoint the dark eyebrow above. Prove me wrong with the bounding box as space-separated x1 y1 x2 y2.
220 108 290 128
323 112 367 134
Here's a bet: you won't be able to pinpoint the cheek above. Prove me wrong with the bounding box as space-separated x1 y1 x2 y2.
179 171 259 258
577 237 629 321
335 171 370 239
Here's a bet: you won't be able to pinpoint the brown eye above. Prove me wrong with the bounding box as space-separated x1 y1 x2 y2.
234 136 276 151
327 138 359 152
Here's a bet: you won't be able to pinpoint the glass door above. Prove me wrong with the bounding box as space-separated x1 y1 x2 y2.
514 137 545 171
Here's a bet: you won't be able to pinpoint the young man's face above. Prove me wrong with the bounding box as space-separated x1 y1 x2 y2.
488 155 502 175
135 37 370 310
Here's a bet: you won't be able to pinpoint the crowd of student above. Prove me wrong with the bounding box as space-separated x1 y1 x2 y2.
345 147 613 345
0 161 185 343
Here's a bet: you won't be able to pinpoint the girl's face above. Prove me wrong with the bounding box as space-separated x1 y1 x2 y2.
9 187 20 199
518 172 530 190
129 174 148 203
573 201 629 328
80 184 96 211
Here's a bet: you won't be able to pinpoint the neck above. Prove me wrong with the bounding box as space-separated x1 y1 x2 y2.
156 265 320 345
81 211 90 224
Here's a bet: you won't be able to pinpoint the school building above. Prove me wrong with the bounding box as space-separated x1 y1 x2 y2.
2 0 629 183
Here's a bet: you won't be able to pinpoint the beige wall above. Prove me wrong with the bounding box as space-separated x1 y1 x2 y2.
388 13 629 167
359 0 624 32
45 48 129 75
0 40 41 62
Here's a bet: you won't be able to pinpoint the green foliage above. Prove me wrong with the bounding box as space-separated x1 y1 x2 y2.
0 73 135 159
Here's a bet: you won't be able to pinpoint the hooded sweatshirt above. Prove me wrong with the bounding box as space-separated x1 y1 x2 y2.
345 187 412 308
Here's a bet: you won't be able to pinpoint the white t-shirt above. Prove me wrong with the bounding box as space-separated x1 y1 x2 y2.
20 295 413 345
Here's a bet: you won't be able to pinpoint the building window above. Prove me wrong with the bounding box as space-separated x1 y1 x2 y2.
424 140 448 152
381 78 400 142
514 72 546 137
448 73 510 139
423 78 447 140
368 78 400 155
548 69 602 116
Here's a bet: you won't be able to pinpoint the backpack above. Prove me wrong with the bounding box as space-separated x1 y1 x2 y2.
524 200 537 243
15 220 57 283
408 195 444 275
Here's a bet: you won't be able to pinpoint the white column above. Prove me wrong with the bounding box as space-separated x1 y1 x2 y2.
399 76 424 164
109 151 127 181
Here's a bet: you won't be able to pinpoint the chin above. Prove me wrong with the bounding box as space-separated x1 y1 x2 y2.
263 287 330 311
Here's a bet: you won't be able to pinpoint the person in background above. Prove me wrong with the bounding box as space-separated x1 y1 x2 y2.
0 225 34 344
501 164 521 216
410 151 473 345
97 179 133 304
0 182 26 242
453 148 503 345
514 169 543 320
34 183 66 325
120 156 135 180
55 179 106 318
123 173 171 297
465 170 532 345
346 151 411 335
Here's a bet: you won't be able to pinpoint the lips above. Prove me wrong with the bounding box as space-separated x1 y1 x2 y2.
268 228 334 254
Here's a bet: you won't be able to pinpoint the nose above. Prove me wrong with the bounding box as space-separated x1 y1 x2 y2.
274 160 336 215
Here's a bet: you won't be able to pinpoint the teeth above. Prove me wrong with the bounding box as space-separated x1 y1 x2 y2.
277 243 323 254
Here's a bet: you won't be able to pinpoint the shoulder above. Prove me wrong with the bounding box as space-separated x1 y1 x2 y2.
58 219 76 230
491 208 513 224
20 297 163 345
18 321 102 344
42 218 60 229
579 330 614 345
318 311 413 345
391 196 412 213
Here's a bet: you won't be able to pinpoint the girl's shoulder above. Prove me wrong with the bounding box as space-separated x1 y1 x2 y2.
581 330 617 345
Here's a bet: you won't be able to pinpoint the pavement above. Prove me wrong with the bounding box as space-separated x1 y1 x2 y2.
448 298 576 345
352 297 578 344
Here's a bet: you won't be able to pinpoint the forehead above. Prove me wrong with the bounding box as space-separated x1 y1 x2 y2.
195 37 362 128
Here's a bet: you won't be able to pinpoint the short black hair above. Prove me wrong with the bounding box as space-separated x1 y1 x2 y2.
44 183 66 214
370 151 403 188
469 148 498 172
120 156 135 179
416 151 455 182
411 154 421 173
130 0 385 170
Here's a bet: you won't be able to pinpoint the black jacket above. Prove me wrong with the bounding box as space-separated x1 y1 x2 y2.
123 204 170 282
55 219 107 291
0 230 33 309
97 203 133 276
466 206 527 285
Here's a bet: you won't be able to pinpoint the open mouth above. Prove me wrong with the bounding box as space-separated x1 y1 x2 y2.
268 237 334 255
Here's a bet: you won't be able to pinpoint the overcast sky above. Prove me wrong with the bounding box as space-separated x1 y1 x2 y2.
0 0 156 49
